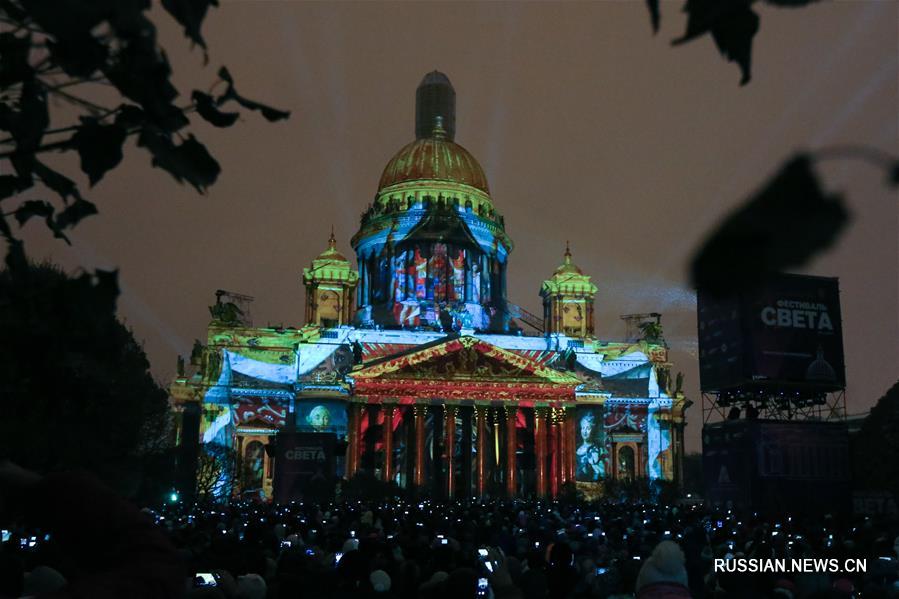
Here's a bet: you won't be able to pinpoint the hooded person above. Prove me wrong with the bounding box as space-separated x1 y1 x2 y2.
370 570 392 594
22 566 66 596
236 574 267 599
635 541 692 599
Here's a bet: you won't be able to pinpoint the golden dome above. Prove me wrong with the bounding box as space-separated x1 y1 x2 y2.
378 118 490 194
316 228 347 262
303 229 358 286
554 242 583 275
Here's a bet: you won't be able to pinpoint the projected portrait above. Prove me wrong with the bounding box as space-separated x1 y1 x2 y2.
295 400 348 439
451 249 465 301
244 440 265 490
413 247 427 299
306 405 331 431
575 406 607 482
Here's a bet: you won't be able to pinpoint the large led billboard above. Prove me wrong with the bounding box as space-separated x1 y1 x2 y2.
703 420 850 514
698 273 845 392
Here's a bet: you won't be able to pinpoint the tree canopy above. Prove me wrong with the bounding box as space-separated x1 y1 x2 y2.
0 262 170 495
0 0 288 267
852 380 899 496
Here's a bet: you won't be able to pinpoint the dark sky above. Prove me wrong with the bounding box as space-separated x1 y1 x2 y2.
22 1 898 453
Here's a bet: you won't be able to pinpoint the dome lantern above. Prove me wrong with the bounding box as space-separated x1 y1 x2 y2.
303 228 358 329
540 243 598 338
416 70 455 141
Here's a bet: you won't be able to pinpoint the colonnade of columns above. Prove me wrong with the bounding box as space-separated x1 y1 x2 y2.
345 402 578 498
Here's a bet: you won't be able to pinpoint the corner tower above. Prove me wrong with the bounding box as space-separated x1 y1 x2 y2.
352 72 514 332
540 243 598 338
303 230 359 328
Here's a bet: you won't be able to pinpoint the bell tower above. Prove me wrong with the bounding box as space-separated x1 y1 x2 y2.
540 243 598 338
303 229 359 328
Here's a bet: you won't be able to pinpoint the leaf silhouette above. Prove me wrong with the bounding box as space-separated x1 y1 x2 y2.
162 0 220 50
690 153 850 296
54 198 98 231
192 91 239 128
0 176 30 201
48 34 109 79
33 162 81 202
646 0 661 33
13 200 54 226
673 0 760 85
764 0 819 6
138 130 220 192
0 32 33 87
218 67 290 122
889 161 899 188
72 119 127 186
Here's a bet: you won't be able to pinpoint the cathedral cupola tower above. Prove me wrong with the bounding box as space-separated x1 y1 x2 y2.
303 229 359 328
540 243 598 338
352 72 513 332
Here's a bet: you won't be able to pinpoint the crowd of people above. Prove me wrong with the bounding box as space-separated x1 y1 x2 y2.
1 468 898 598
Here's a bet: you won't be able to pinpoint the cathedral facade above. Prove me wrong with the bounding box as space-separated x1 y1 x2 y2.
170 72 690 500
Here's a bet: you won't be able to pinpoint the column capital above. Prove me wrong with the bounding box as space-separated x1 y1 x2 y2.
550 406 566 424
413 404 428 417
474 404 490 418
534 406 550 419
504 404 518 419
445 405 458 417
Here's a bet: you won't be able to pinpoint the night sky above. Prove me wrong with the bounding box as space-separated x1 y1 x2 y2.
20 1 898 453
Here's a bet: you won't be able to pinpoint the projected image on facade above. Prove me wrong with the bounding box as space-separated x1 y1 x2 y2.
244 440 265 490
576 405 607 482
296 400 348 438
170 71 691 501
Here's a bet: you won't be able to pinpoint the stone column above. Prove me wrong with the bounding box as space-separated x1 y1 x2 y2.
364 404 378 472
475 405 488 497
549 410 561 497
382 405 395 484
460 407 473 498
534 407 548 498
445 406 457 498
505 405 518 497
413 405 427 488
346 403 362 478
564 408 576 483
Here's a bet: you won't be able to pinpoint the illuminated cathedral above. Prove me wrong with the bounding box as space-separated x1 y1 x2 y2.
170 72 690 500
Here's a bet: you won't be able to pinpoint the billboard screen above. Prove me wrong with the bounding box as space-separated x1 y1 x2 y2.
272 432 336 503
704 420 850 514
697 294 743 393
742 274 845 389
698 274 845 392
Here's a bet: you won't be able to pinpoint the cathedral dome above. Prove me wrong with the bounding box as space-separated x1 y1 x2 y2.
541 243 597 297
303 230 357 285
377 119 490 194
553 243 583 276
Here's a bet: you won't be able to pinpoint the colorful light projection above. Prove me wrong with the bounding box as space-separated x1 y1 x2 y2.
233 398 287 429
353 191 511 332
646 399 672 481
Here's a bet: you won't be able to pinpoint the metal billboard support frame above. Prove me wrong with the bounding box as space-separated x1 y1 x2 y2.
702 389 846 424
